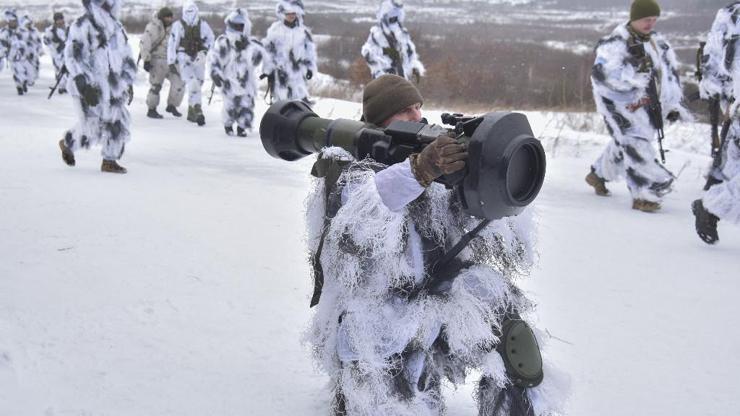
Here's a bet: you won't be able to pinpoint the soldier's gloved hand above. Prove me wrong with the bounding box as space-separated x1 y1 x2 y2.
626 96 650 112
169 63 179 76
74 75 100 107
143 60 152 72
212 74 223 88
410 135 468 187
666 110 680 123
305 69 313 80
127 85 134 106
412 69 421 84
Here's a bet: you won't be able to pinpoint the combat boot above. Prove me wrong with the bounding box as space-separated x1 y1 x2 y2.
58 139 75 166
692 199 719 245
166 105 182 117
101 159 127 174
236 127 247 137
147 108 164 119
186 106 197 123
193 104 205 126
585 170 610 196
632 199 660 213
16 87 24 95
224 126 234 136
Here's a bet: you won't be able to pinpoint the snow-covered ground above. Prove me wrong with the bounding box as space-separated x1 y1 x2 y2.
1 45 738 416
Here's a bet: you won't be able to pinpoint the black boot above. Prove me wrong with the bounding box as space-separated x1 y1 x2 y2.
17 87 24 95
147 108 164 119
692 199 719 245
22 82 28 93
194 104 206 126
166 105 182 117
236 127 247 137
225 126 234 136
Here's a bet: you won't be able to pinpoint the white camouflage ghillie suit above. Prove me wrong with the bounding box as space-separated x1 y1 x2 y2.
262 0 317 102
168 0 214 125
306 149 567 415
208 8 264 136
361 0 425 81
140 8 185 117
20 14 42 87
693 2 740 244
589 23 688 208
60 0 136 172
0 9 34 95
43 14 69 95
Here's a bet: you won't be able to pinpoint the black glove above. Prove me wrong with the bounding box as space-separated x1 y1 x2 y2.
169 63 179 76
143 60 152 72
306 69 313 80
74 75 100 107
666 111 680 123
127 84 134 105
212 74 223 88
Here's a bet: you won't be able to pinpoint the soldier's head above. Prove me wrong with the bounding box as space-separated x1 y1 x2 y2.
276 0 304 25
82 0 120 16
363 74 424 127
20 14 32 29
182 1 200 26
53 12 65 28
629 0 660 34
157 7 174 26
225 8 250 36
4 10 18 28
378 0 404 26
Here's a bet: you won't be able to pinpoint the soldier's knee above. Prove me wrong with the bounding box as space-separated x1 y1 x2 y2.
150 83 162 95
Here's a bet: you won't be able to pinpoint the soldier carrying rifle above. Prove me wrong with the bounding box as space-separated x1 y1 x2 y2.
586 0 689 213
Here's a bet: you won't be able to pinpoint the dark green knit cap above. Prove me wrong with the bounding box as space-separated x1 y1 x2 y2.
363 74 423 126
630 0 660 21
157 7 174 20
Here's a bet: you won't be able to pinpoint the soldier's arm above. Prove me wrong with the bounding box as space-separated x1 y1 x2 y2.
304 28 318 73
139 22 156 62
591 39 648 104
64 20 96 96
208 37 226 82
167 22 181 65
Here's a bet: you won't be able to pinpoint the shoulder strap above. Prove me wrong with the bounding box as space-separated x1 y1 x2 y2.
308 157 350 308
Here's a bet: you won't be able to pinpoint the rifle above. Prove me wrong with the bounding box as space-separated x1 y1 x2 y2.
260 72 274 104
708 96 723 160
48 66 68 99
628 40 668 164
137 53 141 67
207 82 216 105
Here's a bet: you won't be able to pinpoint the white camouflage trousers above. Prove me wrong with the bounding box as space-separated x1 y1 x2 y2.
147 58 185 109
704 120 740 223
176 52 206 107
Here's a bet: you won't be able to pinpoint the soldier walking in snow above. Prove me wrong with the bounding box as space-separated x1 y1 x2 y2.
57 0 137 174
261 0 317 103
0 9 34 95
140 7 185 119
20 13 42 87
208 8 264 137
43 12 69 96
586 0 688 213
361 0 425 82
692 2 740 244
167 0 214 126
305 75 566 415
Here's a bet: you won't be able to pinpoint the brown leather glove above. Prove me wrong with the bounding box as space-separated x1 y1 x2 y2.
410 135 468 187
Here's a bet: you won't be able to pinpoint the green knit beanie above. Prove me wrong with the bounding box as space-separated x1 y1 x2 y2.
630 0 660 22
157 7 174 20
363 74 423 126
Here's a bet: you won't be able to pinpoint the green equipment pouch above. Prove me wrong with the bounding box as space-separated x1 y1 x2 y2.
497 318 544 388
